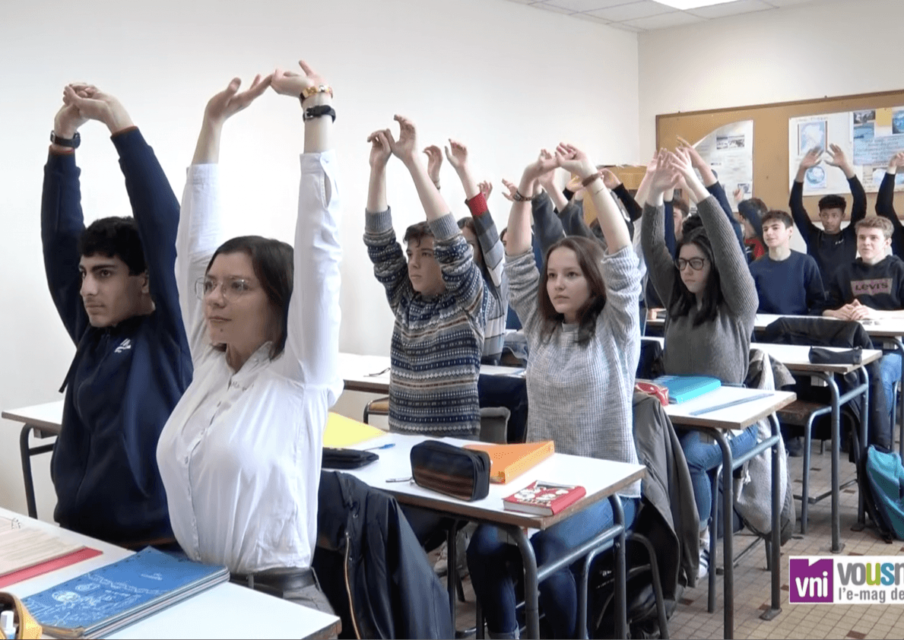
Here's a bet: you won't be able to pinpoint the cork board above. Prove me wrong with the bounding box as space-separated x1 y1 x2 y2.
655 89 904 221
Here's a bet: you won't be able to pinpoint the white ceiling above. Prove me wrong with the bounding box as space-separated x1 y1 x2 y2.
503 0 839 32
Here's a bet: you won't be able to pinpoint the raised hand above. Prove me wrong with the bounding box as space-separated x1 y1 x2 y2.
799 147 824 171
535 149 559 193
522 149 561 186
389 115 418 166
501 179 519 202
646 149 678 198
825 143 852 172
368 129 393 171
888 151 904 172
554 142 595 178
601 168 621 190
444 139 469 172
53 88 89 139
676 136 705 169
63 84 133 134
733 186 745 204
478 180 493 199
424 145 443 185
271 60 329 101
203 75 271 126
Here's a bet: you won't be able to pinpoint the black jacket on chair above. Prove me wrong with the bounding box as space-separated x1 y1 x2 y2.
760 317 891 450
313 470 454 640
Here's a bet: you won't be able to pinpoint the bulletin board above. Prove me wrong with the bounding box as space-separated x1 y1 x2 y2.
655 89 904 220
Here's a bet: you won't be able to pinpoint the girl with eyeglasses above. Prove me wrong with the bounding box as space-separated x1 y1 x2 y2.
156 61 341 614
640 147 759 580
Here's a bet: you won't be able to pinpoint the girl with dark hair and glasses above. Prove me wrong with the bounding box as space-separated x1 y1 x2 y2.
156 60 341 614
641 147 760 580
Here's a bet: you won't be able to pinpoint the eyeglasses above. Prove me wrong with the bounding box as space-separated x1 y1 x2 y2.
195 277 253 300
674 257 708 271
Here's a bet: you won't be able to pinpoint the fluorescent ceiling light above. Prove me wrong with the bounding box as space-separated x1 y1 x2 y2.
656 0 738 9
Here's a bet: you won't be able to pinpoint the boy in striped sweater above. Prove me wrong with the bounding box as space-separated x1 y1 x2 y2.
364 116 487 438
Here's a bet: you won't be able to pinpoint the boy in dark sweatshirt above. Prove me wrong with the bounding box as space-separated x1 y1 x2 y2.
790 144 866 287
43 84 191 546
824 217 904 427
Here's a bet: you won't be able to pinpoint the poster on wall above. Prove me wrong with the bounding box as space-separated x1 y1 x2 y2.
787 112 854 196
693 120 754 212
852 107 904 192
788 108 904 195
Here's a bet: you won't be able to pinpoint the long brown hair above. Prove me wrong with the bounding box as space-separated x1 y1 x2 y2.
538 236 608 346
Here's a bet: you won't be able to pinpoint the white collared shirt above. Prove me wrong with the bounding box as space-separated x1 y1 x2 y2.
156 153 343 575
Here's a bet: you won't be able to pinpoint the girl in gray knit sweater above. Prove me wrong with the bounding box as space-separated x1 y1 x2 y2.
641 147 760 579
466 143 641 639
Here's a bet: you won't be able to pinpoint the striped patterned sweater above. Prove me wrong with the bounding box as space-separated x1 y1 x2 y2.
466 193 508 364
365 209 487 437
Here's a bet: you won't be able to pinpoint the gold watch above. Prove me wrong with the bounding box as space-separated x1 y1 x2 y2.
300 85 334 102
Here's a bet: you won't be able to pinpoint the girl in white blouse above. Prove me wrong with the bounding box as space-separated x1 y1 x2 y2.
156 61 342 613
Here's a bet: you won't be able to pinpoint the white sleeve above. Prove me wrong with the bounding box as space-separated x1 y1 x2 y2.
276 151 343 406
175 164 227 365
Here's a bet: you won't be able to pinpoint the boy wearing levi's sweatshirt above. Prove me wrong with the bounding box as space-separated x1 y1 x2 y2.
824 217 904 426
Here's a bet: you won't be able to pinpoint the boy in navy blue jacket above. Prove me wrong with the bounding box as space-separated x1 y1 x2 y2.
749 210 825 315
42 84 191 546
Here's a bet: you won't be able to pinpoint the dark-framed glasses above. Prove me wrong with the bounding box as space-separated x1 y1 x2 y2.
674 257 707 271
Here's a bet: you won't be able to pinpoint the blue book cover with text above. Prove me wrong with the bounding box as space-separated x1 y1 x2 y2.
22 547 227 634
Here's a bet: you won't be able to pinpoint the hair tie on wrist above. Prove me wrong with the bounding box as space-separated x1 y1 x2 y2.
581 173 602 188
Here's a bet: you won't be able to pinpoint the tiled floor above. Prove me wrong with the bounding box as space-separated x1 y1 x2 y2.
449 439 904 639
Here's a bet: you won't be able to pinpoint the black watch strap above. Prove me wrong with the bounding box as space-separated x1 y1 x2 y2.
303 105 336 123
50 131 80 149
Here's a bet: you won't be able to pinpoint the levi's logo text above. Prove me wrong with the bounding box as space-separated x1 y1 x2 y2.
791 557 904 604
851 278 893 296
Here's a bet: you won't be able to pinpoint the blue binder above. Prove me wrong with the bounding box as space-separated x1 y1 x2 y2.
22 547 228 638
653 375 722 404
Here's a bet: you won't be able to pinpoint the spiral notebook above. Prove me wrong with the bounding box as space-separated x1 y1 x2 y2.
22 547 228 638
653 375 722 404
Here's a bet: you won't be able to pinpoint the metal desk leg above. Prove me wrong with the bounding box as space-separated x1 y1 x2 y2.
610 496 627 640
760 415 782 622
20 424 38 518
713 433 735 639
813 373 843 553
859 369 869 526
508 526 541 639
894 337 904 459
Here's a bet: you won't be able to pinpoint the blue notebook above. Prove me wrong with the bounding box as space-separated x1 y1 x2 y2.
653 375 722 404
22 547 228 638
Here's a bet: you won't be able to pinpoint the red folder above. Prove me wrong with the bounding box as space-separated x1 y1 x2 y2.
0 547 102 589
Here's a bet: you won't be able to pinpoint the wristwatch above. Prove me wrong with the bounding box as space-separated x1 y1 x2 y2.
512 190 535 202
300 84 333 103
50 131 80 149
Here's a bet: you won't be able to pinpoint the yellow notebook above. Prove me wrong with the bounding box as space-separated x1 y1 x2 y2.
464 441 555 484
324 413 385 448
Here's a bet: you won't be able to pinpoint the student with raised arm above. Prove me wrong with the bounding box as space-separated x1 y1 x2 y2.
790 144 866 286
363 117 486 439
42 84 191 546
676 136 744 245
442 139 508 365
641 148 759 579
875 151 904 257
822 216 903 439
156 62 340 613
467 143 642 640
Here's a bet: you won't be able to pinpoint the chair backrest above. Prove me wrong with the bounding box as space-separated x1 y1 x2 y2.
478 407 510 444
